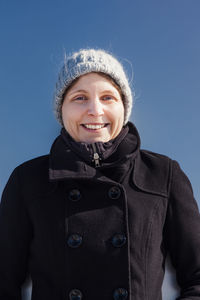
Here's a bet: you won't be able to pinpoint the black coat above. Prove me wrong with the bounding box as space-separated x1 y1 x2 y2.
1 122 200 300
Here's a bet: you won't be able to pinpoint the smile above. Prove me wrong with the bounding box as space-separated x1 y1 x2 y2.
81 123 109 130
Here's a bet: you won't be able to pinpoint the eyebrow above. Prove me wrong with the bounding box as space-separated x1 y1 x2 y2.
101 90 119 95
68 89 119 97
67 89 87 96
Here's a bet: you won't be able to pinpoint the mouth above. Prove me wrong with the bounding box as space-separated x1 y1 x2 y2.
81 123 109 130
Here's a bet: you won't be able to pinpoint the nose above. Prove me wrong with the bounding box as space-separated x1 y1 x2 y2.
87 97 104 116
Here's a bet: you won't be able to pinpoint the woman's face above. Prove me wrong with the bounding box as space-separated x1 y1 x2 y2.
62 73 124 143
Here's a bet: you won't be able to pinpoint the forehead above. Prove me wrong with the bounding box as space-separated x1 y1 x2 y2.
70 73 119 91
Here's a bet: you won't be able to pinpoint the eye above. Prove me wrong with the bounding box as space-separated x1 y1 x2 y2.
73 95 87 101
101 95 115 101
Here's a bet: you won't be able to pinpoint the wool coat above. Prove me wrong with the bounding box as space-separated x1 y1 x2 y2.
0 122 200 300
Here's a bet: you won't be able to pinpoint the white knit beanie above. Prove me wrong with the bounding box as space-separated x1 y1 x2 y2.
54 49 133 125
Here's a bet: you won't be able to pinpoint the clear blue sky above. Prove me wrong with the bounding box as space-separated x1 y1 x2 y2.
0 0 200 204
0 1 199 297
1 0 200 198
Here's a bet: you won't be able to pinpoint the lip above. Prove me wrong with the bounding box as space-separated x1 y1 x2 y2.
82 123 108 125
81 123 109 132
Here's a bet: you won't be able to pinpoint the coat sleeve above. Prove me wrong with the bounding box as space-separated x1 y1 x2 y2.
0 167 33 300
164 160 200 299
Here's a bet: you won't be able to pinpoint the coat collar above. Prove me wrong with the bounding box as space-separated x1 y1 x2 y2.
49 122 170 197
49 122 140 181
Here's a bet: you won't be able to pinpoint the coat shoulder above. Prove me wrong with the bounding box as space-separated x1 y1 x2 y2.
133 149 173 197
14 155 56 196
15 154 50 182
16 154 49 171
140 149 172 161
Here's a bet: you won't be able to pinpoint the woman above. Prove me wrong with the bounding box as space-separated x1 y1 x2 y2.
0 48 200 300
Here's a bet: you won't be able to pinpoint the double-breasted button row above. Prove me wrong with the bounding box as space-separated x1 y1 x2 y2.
68 186 122 202
67 233 126 248
69 288 128 299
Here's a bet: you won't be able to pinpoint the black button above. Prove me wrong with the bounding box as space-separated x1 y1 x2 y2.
67 234 82 248
69 189 81 201
112 234 126 247
69 289 82 300
113 288 128 300
108 186 121 200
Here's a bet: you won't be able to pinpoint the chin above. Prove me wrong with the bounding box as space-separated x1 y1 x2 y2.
85 136 109 143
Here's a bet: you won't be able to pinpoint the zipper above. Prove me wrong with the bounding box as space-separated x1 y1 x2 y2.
91 143 101 167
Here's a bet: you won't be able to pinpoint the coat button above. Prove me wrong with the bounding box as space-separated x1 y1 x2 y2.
68 189 81 201
113 288 128 300
108 186 121 200
69 289 82 300
112 234 126 247
67 234 82 248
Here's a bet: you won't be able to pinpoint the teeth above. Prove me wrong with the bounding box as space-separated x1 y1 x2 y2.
84 124 105 129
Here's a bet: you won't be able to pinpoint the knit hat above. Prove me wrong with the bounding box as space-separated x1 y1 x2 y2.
54 49 133 125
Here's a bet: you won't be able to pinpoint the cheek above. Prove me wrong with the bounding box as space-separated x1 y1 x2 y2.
61 106 69 125
62 104 79 124
108 103 124 123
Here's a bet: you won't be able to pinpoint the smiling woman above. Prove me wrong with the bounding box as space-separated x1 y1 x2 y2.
1 48 200 300
61 72 124 143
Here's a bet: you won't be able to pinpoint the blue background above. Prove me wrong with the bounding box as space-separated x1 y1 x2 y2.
0 0 199 299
